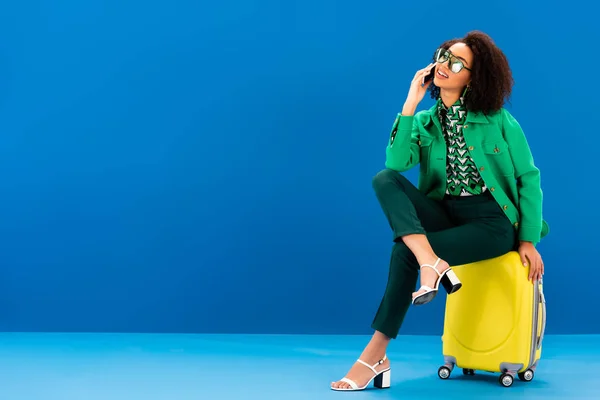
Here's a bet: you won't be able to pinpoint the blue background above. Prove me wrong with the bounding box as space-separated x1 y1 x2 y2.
0 0 597 335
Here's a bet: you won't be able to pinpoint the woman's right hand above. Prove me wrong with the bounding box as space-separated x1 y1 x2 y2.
402 63 436 116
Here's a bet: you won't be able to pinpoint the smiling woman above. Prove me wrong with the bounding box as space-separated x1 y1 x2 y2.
330 30 548 392
428 31 514 115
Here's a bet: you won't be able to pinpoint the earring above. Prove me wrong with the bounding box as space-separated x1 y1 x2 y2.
462 85 471 97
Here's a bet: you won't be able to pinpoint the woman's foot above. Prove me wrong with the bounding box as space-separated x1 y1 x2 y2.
330 354 390 390
412 257 450 300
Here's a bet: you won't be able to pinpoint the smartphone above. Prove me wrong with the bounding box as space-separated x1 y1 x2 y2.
422 66 436 84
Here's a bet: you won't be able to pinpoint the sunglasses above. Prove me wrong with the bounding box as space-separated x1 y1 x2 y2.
434 48 472 74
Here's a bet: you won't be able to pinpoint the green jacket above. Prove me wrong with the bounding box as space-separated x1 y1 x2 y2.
385 103 549 245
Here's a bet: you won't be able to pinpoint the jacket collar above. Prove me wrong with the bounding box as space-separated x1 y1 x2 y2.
427 101 490 132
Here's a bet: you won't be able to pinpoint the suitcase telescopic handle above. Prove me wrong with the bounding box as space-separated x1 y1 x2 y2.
537 282 547 350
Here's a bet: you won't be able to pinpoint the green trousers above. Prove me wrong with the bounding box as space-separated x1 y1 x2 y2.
370 169 517 339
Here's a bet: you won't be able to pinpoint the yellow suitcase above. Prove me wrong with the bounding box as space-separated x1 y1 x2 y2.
438 251 547 387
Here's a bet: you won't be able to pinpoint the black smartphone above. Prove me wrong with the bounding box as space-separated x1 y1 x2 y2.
423 66 436 84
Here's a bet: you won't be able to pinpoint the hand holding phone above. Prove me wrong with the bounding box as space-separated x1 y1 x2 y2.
422 64 436 85
403 63 436 115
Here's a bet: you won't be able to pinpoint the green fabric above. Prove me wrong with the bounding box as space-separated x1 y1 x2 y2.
385 104 548 245
371 169 516 339
437 97 487 196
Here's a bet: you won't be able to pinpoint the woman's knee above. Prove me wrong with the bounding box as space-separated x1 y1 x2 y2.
372 168 406 194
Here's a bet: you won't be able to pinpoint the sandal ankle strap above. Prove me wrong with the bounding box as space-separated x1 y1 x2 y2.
356 355 387 375
420 258 442 276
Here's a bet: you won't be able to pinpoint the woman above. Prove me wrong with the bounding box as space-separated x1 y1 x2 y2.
330 31 548 391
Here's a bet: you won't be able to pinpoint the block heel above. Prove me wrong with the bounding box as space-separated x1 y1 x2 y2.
373 369 391 389
440 268 462 294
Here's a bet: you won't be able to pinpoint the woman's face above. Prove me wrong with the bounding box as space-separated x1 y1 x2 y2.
433 42 473 92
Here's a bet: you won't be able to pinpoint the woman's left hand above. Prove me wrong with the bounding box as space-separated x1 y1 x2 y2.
518 241 544 282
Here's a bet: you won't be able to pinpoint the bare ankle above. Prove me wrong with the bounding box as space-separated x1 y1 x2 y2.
401 235 442 266
360 332 390 361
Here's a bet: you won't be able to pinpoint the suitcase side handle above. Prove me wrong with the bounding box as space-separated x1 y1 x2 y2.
536 283 547 350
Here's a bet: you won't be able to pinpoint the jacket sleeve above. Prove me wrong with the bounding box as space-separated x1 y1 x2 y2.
501 108 544 244
384 113 421 172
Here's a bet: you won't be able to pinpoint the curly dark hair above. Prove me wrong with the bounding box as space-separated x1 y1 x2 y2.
428 31 514 115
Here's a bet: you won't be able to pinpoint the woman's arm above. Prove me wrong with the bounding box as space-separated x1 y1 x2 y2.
385 64 436 172
384 113 422 172
501 108 544 245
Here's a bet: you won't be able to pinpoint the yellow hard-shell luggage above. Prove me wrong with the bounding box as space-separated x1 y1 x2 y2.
438 251 547 387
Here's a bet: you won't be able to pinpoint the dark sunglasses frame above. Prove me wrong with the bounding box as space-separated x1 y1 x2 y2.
434 48 472 74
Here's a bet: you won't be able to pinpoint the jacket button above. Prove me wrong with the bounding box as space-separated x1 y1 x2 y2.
468 146 474 150
418 140 421 145
503 205 508 210
464 125 469 128
490 187 495 192
480 166 485 171
514 222 519 228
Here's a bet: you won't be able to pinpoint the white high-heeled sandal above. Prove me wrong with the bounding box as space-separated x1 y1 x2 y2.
331 355 391 391
412 258 462 306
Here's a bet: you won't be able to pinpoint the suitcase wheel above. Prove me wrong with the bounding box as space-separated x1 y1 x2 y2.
438 365 453 380
499 373 514 387
518 369 535 382
462 368 475 376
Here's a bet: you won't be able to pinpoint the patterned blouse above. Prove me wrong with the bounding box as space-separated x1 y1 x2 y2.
437 97 487 196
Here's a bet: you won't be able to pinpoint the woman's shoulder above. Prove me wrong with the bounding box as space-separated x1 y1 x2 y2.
468 107 523 133
480 107 528 141
485 107 519 123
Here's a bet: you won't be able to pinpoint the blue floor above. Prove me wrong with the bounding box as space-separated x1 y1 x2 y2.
0 333 597 399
